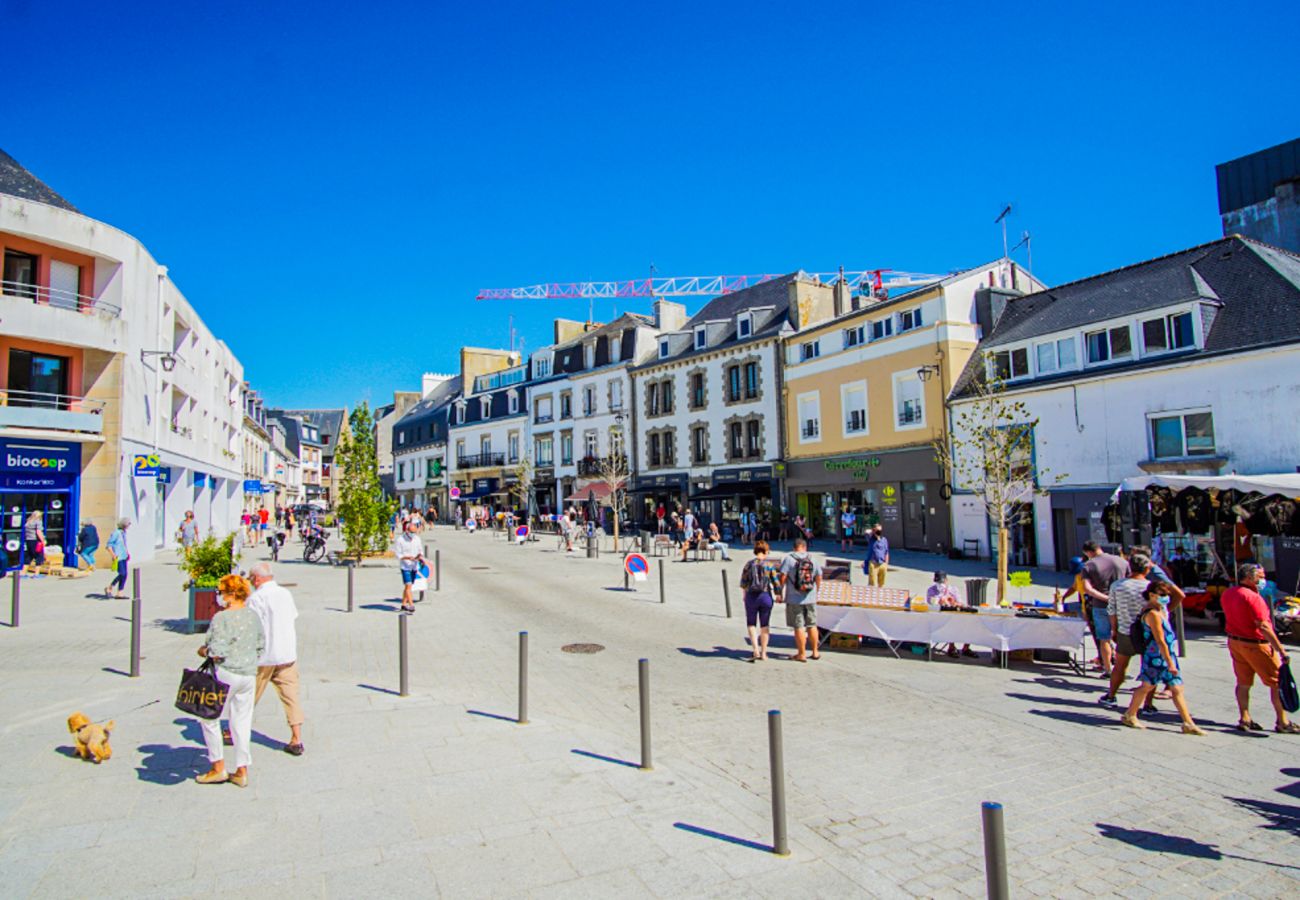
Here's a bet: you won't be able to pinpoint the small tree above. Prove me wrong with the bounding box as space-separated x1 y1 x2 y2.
507 453 536 533
935 355 1064 603
595 446 631 554
336 402 397 559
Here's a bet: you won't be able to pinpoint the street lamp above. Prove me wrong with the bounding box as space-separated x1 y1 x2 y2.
141 349 178 372
916 363 941 383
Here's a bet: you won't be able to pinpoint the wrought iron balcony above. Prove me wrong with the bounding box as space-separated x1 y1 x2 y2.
577 454 628 477
456 452 506 469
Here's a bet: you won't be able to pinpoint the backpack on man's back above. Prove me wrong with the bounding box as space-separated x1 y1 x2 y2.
792 555 817 593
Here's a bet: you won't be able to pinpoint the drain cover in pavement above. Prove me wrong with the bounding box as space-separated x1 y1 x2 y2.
562 643 605 654
470 566 491 571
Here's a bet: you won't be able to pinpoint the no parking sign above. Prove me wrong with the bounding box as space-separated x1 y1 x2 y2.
624 553 649 582
515 525 530 544
449 486 462 500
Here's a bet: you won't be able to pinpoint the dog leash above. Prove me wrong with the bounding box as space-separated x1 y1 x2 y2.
100 698 161 720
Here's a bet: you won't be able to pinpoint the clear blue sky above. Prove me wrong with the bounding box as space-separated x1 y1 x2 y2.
7 0 1297 409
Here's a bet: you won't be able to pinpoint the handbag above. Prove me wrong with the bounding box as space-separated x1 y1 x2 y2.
35 540 45 555
175 658 230 720
1280 657 1300 714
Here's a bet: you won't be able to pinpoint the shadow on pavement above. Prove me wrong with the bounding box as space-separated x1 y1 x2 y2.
360 603 399 612
1013 676 1103 694
53 745 80 759
677 646 752 662
673 822 771 853
570 749 639 769
1026 708 1120 728
151 618 196 634
466 709 518 724
357 683 401 696
101 666 132 678
1098 821 1300 869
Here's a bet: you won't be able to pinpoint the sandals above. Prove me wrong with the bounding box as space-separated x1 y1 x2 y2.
1120 714 1146 729
1236 720 1264 732
195 770 229 785
1275 721 1300 734
1182 723 1206 736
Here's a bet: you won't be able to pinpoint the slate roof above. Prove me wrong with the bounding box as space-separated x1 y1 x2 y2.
270 415 303 456
270 408 346 449
394 376 464 430
951 236 1300 398
0 148 78 212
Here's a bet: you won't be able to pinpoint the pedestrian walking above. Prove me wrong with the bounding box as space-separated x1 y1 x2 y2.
76 519 100 571
1120 582 1205 735
258 506 270 537
178 510 201 552
1080 540 1130 678
194 574 264 787
668 509 683 547
1099 553 1157 710
778 536 822 662
864 525 889 586
23 510 45 567
247 562 305 756
105 518 130 598
840 505 856 552
1222 563 1300 734
740 541 779 661
705 521 733 560
393 520 424 613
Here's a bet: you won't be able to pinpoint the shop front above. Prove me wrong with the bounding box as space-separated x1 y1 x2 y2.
688 465 775 541
785 447 951 553
0 438 82 570
630 472 687 530
533 466 557 518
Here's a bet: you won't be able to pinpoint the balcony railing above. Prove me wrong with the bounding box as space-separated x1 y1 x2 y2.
456 452 506 468
1 280 122 317
577 454 628 476
0 388 105 434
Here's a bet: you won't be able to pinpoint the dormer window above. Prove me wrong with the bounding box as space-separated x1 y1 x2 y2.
480 397 490 419
991 348 1030 381
694 326 707 350
737 313 753 339
659 338 671 359
799 339 820 361
1085 325 1132 364
508 391 519 414
455 404 466 425
897 308 923 333
871 318 893 341
584 342 595 369
1141 312 1195 355
610 335 621 363
844 325 865 348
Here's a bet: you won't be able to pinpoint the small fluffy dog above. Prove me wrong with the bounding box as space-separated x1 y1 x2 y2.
67 712 114 763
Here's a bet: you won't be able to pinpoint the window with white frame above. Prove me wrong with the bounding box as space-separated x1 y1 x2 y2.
797 392 821 442
560 431 573 465
584 342 595 369
583 385 596 416
584 430 599 458
842 381 868 435
535 435 553 465
535 395 553 422
508 392 519 414
737 313 753 338
398 461 406 482
398 431 406 445
1085 325 1133 364
893 372 924 429
991 347 1030 381
871 318 893 341
799 339 820 361
843 325 865 349
455 439 466 462
691 425 707 463
610 336 621 363
897 307 923 333
559 391 571 419
659 338 671 359
609 378 623 410
694 326 707 350
1035 337 1078 374
1141 312 1195 355
480 397 490 418
455 404 466 424
480 435 491 456
1149 410 1216 459
508 431 520 463
534 356 552 378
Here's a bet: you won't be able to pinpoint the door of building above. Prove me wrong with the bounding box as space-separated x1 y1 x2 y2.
902 485 927 550
155 479 167 548
2 492 72 570
1052 507 1074 571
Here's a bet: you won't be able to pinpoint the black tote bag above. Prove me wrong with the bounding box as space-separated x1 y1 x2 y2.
1280 658 1300 714
175 658 230 720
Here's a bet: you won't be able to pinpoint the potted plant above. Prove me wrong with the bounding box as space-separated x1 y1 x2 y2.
179 534 238 633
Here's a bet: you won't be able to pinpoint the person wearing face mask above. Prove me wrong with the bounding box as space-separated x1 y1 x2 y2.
195 574 265 786
1121 582 1204 735
1221 563 1299 734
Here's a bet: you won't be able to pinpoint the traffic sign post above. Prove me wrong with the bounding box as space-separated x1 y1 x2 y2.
624 553 649 582
515 525 529 545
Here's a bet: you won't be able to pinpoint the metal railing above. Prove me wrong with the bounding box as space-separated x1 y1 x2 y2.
577 454 628 476
0 388 106 414
1 280 121 317
456 452 506 468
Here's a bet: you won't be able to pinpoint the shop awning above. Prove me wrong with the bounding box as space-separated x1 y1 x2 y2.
1111 473 1300 501
573 482 616 503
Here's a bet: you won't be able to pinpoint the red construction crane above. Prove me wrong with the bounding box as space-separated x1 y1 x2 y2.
475 268 945 302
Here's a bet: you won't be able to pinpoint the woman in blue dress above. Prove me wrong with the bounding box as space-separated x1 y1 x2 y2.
1122 583 1205 735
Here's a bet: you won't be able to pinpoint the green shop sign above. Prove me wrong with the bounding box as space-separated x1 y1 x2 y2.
823 457 882 481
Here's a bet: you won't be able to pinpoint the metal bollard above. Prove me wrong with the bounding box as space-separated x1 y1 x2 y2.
658 561 666 604
722 569 732 618
769 710 790 856
435 549 441 592
9 568 19 628
624 567 630 591
398 613 410 697
347 561 355 613
130 569 142 677
640 532 650 553
586 535 597 559
639 658 652 770
518 631 529 725
1174 603 1186 657
981 802 1010 900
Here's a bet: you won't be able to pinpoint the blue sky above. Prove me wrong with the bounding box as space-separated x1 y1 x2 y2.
6 0 1297 409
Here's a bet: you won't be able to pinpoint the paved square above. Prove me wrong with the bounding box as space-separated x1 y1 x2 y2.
2 529 1298 898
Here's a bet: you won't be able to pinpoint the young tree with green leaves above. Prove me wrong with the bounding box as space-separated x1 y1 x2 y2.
935 354 1065 603
336 402 397 559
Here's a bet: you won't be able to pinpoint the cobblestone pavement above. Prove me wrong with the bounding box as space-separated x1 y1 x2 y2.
2 528 1298 898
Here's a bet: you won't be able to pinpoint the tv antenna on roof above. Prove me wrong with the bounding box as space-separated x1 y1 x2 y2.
994 204 1013 260
1010 230 1033 274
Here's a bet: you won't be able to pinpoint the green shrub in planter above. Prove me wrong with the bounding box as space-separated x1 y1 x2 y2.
179 534 238 590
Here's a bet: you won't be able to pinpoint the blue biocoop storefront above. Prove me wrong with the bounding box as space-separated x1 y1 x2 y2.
0 438 82 570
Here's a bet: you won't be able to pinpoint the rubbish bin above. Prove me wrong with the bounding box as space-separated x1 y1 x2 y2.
965 577 990 607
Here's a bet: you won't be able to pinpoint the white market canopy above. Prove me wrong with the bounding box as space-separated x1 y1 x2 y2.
1111 473 1300 501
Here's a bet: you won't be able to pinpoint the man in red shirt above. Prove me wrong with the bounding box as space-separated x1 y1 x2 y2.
1221 563 1298 734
